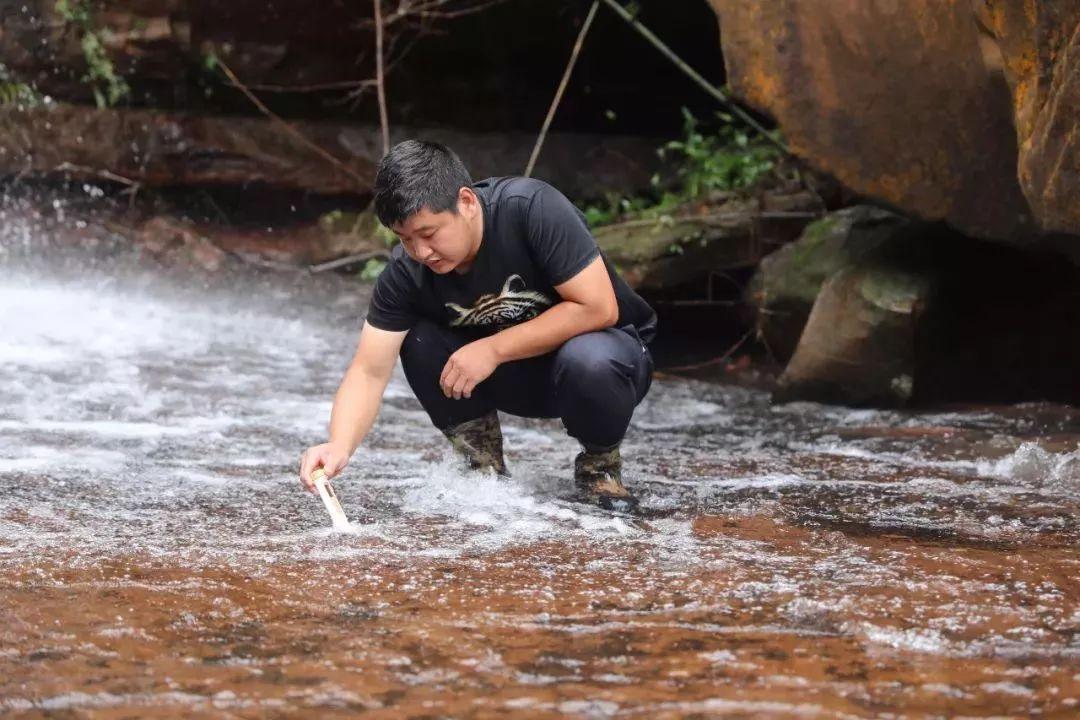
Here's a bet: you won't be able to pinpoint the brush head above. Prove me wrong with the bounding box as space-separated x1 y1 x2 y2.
311 467 351 530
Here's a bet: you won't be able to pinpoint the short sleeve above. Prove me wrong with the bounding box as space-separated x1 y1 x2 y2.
364 253 419 332
525 182 601 286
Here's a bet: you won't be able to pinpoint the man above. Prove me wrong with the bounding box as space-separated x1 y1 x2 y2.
298 139 657 511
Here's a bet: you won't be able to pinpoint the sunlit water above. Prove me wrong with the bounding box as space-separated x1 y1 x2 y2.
1 206 1078 718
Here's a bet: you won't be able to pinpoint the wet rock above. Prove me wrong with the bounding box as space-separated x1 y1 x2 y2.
0 102 375 195
706 0 1040 241
211 209 388 267
774 228 1080 408
0 102 664 201
977 1 1080 236
774 260 932 408
137 216 229 272
746 205 909 362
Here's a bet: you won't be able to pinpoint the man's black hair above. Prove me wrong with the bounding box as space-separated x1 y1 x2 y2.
373 140 474 228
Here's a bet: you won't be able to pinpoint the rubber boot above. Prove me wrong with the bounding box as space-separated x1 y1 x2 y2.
441 409 510 477
574 444 639 513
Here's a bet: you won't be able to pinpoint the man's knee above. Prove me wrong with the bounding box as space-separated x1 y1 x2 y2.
554 330 636 391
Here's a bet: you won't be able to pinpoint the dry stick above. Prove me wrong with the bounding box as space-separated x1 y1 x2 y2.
216 57 367 186
374 0 391 157
525 0 600 178
658 328 754 374
597 0 789 155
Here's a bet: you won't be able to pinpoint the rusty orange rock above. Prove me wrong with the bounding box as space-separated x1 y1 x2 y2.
707 0 1080 240
978 0 1080 236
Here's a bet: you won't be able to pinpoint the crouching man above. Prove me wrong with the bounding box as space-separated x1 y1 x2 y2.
299 139 657 511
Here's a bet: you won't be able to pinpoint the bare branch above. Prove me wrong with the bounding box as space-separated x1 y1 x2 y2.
215 57 367 186
526 1 599 177
244 79 378 94
374 0 391 156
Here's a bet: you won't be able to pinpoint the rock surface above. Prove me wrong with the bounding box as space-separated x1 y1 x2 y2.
0 102 664 199
707 0 1080 240
774 263 931 407
746 205 909 361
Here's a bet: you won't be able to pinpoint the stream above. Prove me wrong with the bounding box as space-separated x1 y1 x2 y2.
1 201 1078 718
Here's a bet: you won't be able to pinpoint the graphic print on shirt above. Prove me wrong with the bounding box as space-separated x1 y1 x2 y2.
445 274 554 330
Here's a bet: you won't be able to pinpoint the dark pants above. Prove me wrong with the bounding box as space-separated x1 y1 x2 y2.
399 319 654 451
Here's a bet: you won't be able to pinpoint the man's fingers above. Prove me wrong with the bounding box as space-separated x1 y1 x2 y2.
442 368 461 398
440 357 457 385
299 453 315 493
462 378 477 399
452 374 469 400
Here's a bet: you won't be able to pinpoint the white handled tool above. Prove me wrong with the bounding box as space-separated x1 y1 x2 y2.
311 467 351 531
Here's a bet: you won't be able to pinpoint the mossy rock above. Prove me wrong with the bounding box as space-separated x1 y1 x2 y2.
774 263 933 408
747 205 910 360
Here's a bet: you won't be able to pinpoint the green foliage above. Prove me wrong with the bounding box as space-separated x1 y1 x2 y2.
661 107 781 197
373 222 399 249
584 188 681 228
0 63 41 107
583 106 784 227
56 0 130 107
359 258 387 281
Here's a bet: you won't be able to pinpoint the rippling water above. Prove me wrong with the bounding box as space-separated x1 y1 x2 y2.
1 210 1078 718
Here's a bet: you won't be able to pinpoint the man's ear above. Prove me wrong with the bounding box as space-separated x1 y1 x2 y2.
458 187 479 217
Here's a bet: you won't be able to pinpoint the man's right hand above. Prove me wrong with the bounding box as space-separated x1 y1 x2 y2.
299 443 351 493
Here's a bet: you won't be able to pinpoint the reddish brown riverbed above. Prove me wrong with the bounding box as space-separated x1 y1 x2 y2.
2 231 1078 718
3 522 1078 718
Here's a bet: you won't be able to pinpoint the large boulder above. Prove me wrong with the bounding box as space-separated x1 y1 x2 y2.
773 262 932 407
977 1 1080 236
707 0 1073 241
746 205 908 361
771 229 1080 408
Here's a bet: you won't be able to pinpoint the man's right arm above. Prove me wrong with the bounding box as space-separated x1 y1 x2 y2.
298 323 407 492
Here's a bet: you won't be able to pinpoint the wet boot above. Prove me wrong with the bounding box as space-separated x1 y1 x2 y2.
574 444 639 513
441 410 510 477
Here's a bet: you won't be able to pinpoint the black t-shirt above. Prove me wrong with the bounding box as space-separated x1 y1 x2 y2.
364 176 657 344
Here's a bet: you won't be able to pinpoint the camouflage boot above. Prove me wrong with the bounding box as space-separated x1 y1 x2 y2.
574 444 639 513
441 410 510 477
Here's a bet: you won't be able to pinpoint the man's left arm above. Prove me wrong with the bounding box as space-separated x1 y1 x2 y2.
439 255 617 399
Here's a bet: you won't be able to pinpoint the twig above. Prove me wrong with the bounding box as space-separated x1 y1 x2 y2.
525 0 599 178
309 249 392 273
53 161 138 186
231 252 311 272
245 79 377 94
215 57 367 186
597 0 789 155
660 328 754 374
374 0 391 156
352 0 511 27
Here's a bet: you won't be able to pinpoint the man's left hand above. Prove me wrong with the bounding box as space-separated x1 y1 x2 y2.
440 338 500 399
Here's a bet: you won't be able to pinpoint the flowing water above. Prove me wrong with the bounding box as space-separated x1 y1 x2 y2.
1 203 1078 718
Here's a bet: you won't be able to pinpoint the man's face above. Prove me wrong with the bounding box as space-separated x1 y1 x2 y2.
391 188 480 274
